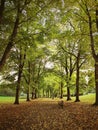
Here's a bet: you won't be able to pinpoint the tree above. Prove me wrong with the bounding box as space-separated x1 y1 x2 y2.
23 61 31 101
87 0 98 105
0 0 31 71
0 0 5 24
58 41 76 100
77 0 98 105
14 46 26 104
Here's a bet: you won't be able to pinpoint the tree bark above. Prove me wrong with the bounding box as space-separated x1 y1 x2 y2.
94 58 98 105
35 89 37 98
0 3 20 71
43 89 45 97
14 64 23 104
75 56 80 102
60 81 63 98
26 61 31 101
31 89 35 99
0 0 5 24
86 3 98 105
27 91 30 101
94 2 98 105
65 57 72 101
14 48 26 104
67 86 71 101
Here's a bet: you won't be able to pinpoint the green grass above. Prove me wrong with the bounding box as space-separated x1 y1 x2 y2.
70 93 95 104
0 93 95 104
0 96 26 104
36 94 95 104
0 96 14 103
79 93 95 104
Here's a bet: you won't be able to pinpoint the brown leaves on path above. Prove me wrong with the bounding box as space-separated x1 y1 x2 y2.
0 100 98 130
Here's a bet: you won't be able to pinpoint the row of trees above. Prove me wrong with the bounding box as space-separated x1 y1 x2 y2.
0 0 98 105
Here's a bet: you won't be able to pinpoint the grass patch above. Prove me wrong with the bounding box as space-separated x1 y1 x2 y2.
37 93 95 104
68 93 95 104
0 96 26 104
0 96 15 103
79 93 95 104
0 93 95 104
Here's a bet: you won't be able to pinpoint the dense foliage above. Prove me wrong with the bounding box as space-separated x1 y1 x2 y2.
0 0 97 104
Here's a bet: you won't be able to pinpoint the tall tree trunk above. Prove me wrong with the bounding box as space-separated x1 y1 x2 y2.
14 48 26 104
26 61 31 101
0 0 5 24
43 89 45 97
0 3 20 71
75 56 80 102
47 90 49 98
26 84 30 101
32 88 37 99
86 4 98 105
14 64 23 104
35 89 37 98
95 58 98 105
27 89 30 101
60 81 63 98
31 92 34 99
67 85 71 101
65 58 71 101
94 2 98 105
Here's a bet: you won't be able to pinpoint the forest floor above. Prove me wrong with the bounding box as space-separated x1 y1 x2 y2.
0 99 98 130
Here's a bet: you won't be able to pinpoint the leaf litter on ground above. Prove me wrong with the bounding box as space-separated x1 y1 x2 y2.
0 100 98 130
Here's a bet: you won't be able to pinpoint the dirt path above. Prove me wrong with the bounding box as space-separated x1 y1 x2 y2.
0 100 98 130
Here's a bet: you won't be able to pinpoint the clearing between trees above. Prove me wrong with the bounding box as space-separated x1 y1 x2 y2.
0 100 98 130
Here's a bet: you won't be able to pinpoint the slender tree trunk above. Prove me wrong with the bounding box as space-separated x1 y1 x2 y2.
0 4 20 71
65 58 72 101
27 89 30 101
94 58 98 105
60 81 63 98
75 57 80 102
14 48 26 104
35 89 37 98
43 89 45 97
67 86 71 101
31 91 34 99
47 90 49 98
86 4 98 105
32 89 37 99
0 0 5 24
26 83 30 101
94 3 98 105
26 61 31 101
14 65 22 104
